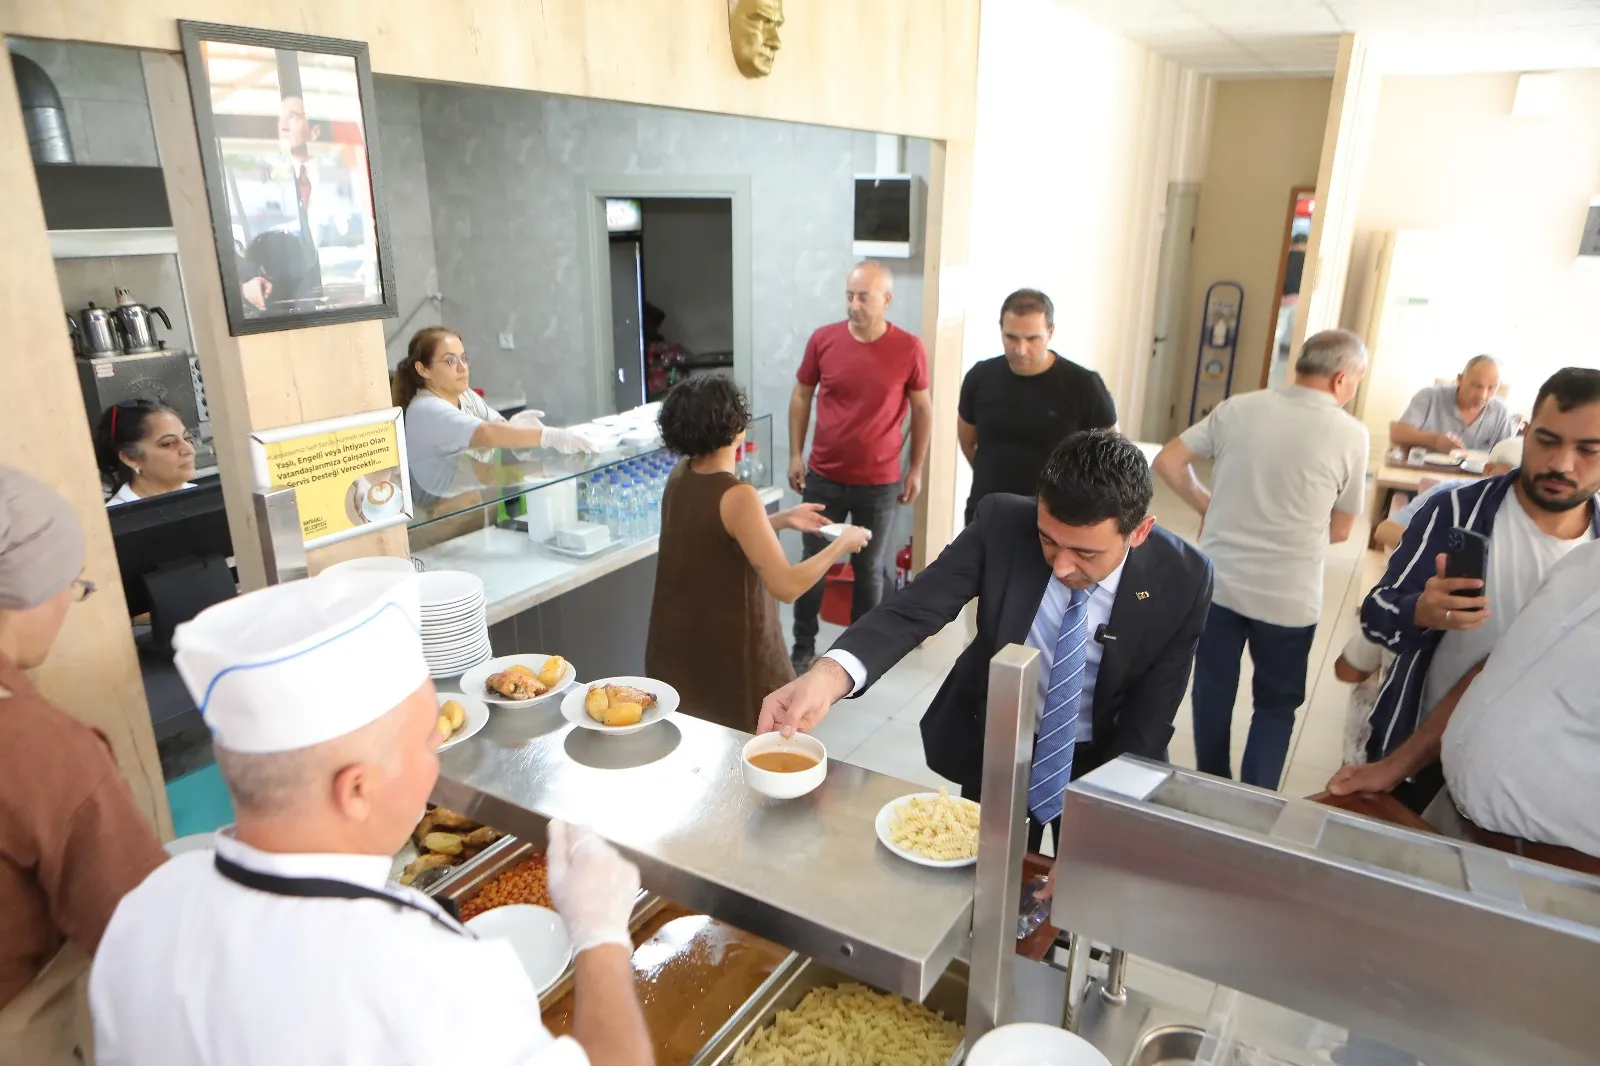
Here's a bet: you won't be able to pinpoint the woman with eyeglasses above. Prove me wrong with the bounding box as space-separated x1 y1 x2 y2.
393 327 598 502
93 400 197 506
0 466 166 1064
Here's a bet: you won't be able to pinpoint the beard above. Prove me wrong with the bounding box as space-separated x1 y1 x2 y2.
1520 468 1595 513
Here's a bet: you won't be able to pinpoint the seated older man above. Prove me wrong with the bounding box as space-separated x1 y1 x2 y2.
1390 355 1520 454
1329 538 1600 874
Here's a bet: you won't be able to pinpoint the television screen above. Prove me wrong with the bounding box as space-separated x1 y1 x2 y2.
854 178 912 243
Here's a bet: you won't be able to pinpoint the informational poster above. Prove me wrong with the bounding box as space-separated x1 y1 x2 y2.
248 408 411 549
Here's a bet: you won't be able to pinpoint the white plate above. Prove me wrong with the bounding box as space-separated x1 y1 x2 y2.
435 692 490 752
423 626 492 648
560 676 678 736
818 523 848 540
319 556 417 578
417 570 486 608
427 640 492 662
967 1024 1111 1066
465 905 573 995
873 793 980 869
459 654 577 707
421 598 486 617
427 648 494 672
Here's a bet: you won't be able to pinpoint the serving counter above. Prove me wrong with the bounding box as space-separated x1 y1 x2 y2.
427 641 1600 1066
433 703 974 1001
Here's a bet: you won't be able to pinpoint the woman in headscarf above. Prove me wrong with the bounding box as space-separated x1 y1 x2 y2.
0 466 166 1066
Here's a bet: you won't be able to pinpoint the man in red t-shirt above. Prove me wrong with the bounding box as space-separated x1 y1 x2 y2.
787 261 932 671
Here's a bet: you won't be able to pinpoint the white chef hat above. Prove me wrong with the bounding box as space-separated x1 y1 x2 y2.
173 572 427 754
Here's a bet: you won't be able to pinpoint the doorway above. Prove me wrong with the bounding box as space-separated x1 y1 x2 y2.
581 176 753 416
1141 182 1200 442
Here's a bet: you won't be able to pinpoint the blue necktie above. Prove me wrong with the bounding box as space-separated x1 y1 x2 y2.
1028 587 1091 823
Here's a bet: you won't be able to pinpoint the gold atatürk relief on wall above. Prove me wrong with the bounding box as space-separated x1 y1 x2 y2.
729 0 784 78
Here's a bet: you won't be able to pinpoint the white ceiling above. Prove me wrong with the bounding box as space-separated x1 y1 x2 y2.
1061 0 1600 77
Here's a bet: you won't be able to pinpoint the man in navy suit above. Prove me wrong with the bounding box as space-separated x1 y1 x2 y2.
760 430 1212 844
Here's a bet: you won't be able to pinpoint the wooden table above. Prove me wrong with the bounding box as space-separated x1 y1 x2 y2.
1368 459 1487 548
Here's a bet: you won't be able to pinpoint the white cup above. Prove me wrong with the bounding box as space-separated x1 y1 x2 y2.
741 732 827 799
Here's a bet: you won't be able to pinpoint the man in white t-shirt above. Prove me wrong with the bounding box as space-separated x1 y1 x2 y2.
1329 539 1600 874
1334 368 1600 806
1154 329 1370 789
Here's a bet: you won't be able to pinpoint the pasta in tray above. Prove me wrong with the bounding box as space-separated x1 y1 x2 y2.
889 789 980 862
732 983 963 1066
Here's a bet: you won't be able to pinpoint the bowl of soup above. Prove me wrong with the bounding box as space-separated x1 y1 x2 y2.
741 732 827 800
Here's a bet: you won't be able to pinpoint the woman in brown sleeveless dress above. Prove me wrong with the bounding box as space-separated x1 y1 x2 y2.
646 379 871 731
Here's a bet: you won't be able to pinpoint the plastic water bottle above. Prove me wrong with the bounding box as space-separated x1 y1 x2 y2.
575 475 591 524
735 446 749 483
747 442 766 487
630 478 648 539
605 473 624 539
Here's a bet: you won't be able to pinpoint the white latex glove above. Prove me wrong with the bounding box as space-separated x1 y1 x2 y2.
509 409 546 428
540 426 599 455
546 820 639 954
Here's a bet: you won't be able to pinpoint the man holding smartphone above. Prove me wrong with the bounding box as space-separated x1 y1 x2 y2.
1349 368 1600 807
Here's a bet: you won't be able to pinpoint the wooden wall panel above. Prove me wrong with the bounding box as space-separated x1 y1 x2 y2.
0 0 977 140
0 47 171 836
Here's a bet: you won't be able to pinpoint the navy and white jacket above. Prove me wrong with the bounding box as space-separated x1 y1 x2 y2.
1360 472 1600 762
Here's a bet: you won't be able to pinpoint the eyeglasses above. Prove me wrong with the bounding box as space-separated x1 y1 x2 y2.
70 578 97 603
438 354 469 369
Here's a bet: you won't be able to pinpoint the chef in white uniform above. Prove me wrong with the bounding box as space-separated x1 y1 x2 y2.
88 572 653 1066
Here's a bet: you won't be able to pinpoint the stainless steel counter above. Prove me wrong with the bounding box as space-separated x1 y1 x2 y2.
432 706 974 1001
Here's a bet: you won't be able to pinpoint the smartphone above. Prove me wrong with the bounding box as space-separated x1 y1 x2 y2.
1444 527 1490 610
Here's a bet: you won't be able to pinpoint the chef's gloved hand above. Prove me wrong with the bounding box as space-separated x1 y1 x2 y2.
540 426 599 455
546 820 639 954
509 409 546 428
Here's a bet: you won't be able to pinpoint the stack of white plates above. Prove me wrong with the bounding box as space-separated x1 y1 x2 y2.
419 571 491 678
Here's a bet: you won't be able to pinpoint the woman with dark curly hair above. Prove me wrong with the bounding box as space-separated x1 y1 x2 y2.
646 377 870 730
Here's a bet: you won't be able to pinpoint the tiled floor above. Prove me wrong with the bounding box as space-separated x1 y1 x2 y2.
783 475 1387 799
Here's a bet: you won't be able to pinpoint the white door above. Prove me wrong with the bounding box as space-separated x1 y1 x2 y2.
1139 183 1200 442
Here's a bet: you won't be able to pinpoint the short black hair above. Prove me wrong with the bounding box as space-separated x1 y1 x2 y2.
1533 367 1600 417
999 288 1055 330
658 376 751 458
1037 430 1152 535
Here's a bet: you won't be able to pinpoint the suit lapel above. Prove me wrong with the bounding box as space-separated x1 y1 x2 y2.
1093 541 1155 719
1000 534 1052 649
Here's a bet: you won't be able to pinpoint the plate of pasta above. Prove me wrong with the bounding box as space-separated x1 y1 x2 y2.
874 789 981 869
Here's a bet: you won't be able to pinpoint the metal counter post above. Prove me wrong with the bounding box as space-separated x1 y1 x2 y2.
965 643 1041 1046
253 488 307 584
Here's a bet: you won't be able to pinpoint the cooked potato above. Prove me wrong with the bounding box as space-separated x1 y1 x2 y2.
508 664 537 679
584 685 609 722
537 655 567 689
436 715 454 742
442 699 467 730
603 701 644 728
423 832 465 856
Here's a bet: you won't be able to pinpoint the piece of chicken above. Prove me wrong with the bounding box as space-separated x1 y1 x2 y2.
486 670 548 700
604 684 656 709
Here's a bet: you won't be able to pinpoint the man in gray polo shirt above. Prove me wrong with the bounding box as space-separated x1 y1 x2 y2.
1154 330 1369 788
1391 354 1519 453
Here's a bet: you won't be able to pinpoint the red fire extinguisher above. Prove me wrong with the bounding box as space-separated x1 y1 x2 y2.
894 540 913 591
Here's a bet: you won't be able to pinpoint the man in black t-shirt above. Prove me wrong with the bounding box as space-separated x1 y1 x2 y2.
957 289 1117 524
